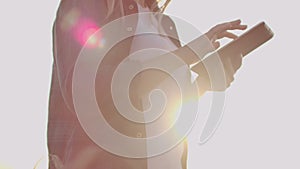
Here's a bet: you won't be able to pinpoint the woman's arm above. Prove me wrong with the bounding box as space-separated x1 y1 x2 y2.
175 19 247 95
136 19 247 96
52 0 109 110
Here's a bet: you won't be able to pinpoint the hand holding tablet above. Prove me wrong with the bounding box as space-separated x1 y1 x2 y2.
217 21 274 58
193 22 274 144
191 21 274 82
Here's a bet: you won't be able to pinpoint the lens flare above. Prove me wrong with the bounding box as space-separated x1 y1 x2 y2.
167 90 199 140
73 18 103 48
59 8 104 48
60 8 81 31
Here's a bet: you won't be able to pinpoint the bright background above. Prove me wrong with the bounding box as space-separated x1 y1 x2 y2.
0 0 299 168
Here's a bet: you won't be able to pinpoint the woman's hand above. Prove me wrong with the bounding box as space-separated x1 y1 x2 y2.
205 19 247 49
193 19 247 95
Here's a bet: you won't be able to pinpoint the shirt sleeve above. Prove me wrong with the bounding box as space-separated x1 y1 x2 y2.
53 0 107 110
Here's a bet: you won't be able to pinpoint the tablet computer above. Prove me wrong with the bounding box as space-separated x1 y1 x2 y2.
191 21 274 74
217 21 274 57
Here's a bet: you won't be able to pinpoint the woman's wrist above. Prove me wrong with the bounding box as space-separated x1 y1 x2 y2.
185 35 215 61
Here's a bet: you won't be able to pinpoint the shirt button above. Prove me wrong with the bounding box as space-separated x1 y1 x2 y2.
136 132 142 138
127 26 133 32
169 26 173 30
129 4 134 10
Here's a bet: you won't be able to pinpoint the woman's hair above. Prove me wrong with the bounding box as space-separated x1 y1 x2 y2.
106 0 171 17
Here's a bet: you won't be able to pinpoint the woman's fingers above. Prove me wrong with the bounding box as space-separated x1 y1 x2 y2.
217 31 238 40
210 31 238 49
229 53 243 71
205 19 247 49
206 19 247 40
221 53 243 87
214 22 247 34
228 19 248 30
212 41 221 49
217 19 247 32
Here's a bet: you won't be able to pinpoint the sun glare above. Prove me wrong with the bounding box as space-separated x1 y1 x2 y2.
60 8 105 49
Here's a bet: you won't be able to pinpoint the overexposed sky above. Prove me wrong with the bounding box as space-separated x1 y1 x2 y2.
0 0 299 168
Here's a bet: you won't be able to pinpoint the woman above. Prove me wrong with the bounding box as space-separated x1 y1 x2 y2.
48 0 247 168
